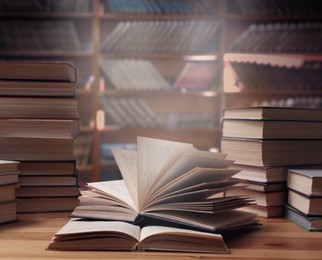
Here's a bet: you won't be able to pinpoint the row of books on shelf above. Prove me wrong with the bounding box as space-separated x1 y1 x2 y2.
100 97 214 128
101 20 220 53
100 58 218 91
227 0 322 16
102 0 218 15
221 106 322 221
249 96 322 109
230 22 322 53
226 60 322 91
0 61 81 214
0 0 92 13
0 20 84 51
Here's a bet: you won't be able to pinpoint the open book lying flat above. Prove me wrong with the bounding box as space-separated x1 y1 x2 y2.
47 219 229 253
71 136 259 232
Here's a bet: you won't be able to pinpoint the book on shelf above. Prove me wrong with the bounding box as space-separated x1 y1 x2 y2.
0 97 79 119
287 169 322 197
225 60 322 91
227 0 322 16
104 0 218 15
71 136 259 233
47 219 229 253
99 58 171 91
222 107 322 121
221 138 322 167
288 189 322 216
174 62 218 90
100 20 219 53
0 20 82 51
222 119 322 139
229 22 322 53
285 204 322 232
0 62 77 83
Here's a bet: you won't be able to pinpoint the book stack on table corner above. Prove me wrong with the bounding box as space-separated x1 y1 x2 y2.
47 136 260 254
221 106 322 218
285 169 322 231
0 61 80 214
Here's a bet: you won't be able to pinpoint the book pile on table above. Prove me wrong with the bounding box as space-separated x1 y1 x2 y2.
221 106 322 218
47 136 260 253
285 169 322 231
0 61 80 213
0 160 19 224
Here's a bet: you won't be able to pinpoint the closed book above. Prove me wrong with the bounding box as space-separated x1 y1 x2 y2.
0 62 77 82
0 137 75 161
288 189 322 216
285 204 322 231
222 119 322 139
0 97 79 119
221 138 322 167
287 169 322 196
222 107 322 121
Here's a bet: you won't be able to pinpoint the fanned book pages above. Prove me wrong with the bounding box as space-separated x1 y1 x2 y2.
47 220 229 253
71 136 259 233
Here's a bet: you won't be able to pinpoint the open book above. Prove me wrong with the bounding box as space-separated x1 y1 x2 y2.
47 219 229 253
71 136 258 232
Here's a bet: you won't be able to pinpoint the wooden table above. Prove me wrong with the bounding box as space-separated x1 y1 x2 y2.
1 212 322 260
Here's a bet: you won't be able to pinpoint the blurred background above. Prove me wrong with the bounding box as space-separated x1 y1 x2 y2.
1 0 322 183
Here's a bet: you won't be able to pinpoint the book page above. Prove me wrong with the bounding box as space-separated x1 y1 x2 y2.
112 148 138 208
137 136 193 209
150 168 240 201
142 152 233 208
88 180 137 211
55 219 141 241
139 225 222 242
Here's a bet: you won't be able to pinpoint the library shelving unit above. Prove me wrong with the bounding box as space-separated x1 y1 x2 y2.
2 0 322 183
222 0 322 110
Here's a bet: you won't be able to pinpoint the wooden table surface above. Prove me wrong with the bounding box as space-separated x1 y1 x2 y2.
1 212 322 260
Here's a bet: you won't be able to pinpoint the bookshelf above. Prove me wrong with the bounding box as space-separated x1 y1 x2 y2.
1 0 321 183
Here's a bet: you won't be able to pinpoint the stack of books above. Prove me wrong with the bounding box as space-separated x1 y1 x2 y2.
285 169 322 231
47 136 259 253
0 160 19 224
0 61 80 213
221 106 322 218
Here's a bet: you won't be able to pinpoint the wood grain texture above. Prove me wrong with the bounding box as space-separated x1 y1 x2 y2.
0 213 322 260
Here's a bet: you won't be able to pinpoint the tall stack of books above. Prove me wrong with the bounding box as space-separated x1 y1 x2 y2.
221 106 322 218
285 169 322 231
0 61 80 213
47 136 259 253
0 160 19 224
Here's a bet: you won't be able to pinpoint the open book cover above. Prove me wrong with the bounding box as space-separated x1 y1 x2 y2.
47 219 229 253
71 136 259 233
